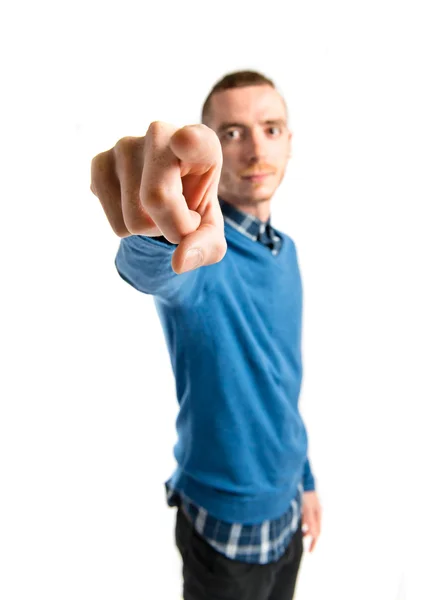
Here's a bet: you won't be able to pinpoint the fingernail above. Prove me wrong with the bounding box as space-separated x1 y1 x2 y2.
182 248 203 272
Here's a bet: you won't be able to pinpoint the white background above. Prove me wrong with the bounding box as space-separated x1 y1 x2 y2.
1 1 435 599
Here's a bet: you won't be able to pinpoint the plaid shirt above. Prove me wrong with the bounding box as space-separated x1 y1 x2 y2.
166 198 305 565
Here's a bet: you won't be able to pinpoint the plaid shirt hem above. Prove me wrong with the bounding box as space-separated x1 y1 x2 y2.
166 483 304 565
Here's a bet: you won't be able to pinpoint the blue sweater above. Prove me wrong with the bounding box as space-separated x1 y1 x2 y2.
115 221 312 523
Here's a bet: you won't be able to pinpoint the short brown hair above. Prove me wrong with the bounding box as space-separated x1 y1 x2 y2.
201 70 281 124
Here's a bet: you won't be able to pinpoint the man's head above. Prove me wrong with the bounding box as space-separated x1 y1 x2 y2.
201 71 292 213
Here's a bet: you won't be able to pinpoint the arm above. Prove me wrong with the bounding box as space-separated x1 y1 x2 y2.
301 456 322 552
90 122 226 286
114 234 199 302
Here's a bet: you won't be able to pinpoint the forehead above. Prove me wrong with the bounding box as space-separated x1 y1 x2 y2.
208 85 287 128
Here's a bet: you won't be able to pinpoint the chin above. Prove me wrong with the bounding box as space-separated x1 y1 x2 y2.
236 195 272 206
249 185 277 203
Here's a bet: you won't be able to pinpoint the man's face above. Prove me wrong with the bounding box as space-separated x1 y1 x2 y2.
206 85 292 207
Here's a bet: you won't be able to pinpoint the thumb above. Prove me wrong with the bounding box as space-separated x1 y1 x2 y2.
171 201 227 274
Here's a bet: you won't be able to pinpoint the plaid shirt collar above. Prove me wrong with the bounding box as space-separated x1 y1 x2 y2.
218 197 282 255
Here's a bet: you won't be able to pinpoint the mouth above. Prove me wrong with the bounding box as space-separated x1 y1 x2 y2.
241 173 273 183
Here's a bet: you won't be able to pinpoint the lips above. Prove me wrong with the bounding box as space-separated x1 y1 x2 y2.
242 173 273 181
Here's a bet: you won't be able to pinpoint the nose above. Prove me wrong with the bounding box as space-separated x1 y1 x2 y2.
245 130 267 163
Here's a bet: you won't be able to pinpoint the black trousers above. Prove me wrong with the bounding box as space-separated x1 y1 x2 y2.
175 506 304 600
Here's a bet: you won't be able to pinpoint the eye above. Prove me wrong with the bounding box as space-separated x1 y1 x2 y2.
268 126 282 136
225 129 241 140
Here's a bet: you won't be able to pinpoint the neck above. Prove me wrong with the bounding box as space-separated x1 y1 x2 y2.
220 196 272 223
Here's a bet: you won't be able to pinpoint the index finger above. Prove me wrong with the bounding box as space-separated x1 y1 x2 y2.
169 125 226 271
140 122 221 244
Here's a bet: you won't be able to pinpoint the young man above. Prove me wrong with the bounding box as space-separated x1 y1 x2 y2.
90 70 322 600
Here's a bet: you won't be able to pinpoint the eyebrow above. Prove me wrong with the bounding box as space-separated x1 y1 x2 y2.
217 118 287 133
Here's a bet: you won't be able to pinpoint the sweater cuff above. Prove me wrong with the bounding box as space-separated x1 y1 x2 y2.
303 457 316 492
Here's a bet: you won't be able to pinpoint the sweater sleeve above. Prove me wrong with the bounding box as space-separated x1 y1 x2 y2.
114 234 199 302
302 456 316 492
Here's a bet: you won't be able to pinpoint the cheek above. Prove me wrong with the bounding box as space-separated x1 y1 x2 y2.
219 166 234 188
222 156 241 180
272 149 290 174
270 160 288 187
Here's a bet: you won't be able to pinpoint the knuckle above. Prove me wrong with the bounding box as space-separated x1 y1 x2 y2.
114 136 144 162
90 150 106 177
143 186 170 209
114 136 133 155
146 121 168 141
90 151 111 196
147 120 163 134
114 138 145 183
